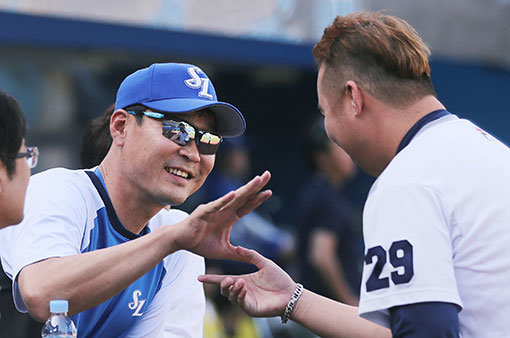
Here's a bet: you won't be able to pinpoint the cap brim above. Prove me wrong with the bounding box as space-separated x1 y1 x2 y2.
142 99 245 137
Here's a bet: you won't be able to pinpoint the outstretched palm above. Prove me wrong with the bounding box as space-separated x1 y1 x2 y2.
174 171 272 260
199 246 297 318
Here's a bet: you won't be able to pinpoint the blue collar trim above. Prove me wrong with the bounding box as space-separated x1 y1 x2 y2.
396 109 451 154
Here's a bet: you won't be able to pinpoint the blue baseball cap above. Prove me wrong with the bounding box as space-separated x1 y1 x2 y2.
115 63 245 137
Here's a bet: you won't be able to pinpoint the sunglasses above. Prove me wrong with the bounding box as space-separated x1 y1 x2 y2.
127 111 222 155
15 146 39 169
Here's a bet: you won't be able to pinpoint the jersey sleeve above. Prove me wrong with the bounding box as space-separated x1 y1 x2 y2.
0 170 89 312
124 251 206 338
358 183 462 327
389 302 460 337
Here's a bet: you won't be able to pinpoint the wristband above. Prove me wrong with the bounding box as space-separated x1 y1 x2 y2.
281 283 303 324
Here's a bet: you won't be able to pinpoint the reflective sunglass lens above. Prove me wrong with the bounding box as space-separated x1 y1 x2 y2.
163 123 191 146
197 142 219 155
162 121 222 154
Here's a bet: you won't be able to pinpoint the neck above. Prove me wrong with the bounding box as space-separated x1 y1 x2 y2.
367 95 445 176
98 157 162 234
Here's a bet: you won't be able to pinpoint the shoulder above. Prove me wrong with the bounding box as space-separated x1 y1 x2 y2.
372 116 510 198
26 168 95 205
29 167 92 192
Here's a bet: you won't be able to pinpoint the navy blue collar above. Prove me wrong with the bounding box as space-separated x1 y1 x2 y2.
86 168 151 240
396 109 451 154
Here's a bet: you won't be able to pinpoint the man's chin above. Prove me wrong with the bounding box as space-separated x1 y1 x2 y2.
160 195 187 207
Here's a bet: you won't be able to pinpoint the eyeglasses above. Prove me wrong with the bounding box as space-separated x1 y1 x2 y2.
15 146 39 169
127 111 222 155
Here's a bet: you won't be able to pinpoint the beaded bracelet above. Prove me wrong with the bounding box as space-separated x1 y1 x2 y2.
281 283 303 323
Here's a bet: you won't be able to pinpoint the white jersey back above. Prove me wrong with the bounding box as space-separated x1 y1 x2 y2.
358 115 510 338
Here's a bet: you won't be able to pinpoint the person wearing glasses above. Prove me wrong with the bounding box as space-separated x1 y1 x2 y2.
0 90 38 229
0 90 42 338
200 11 510 338
0 63 271 337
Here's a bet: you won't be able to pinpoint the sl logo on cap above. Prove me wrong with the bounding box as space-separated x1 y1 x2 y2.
184 67 213 100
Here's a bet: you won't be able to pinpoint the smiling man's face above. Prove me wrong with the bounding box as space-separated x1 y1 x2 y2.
122 109 216 206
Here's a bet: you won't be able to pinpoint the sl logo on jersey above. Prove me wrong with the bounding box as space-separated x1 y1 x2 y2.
128 289 146 317
184 66 213 100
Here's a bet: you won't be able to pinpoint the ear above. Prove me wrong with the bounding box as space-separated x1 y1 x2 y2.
110 109 129 146
345 80 363 116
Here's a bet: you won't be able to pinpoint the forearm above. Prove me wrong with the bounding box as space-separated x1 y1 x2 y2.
290 289 391 338
19 225 179 321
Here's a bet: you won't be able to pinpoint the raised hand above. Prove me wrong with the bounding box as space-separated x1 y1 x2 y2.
173 171 272 260
199 246 296 318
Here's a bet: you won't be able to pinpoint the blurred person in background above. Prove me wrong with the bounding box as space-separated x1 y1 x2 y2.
80 104 114 169
199 137 294 275
189 136 294 338
296 117 362 307
0 63 272 337
0 90 41 337
200 11 510 337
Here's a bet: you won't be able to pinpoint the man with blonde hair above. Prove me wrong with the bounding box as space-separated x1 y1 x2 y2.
201 11 510 337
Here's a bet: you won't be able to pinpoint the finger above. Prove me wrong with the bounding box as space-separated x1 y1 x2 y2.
250 171 271 196
203 191 236 213
228 283 242 303
230 279 244 303
236 189 272 218
235 246 270 269
259 170 271 186
228 171 271 209
237 285 247 304
228 288 237 303
220 277 235 296
234 278 245 289
198 274 228 284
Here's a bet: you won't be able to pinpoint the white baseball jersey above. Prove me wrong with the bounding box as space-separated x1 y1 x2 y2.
0 168 205 338
358 114 510 337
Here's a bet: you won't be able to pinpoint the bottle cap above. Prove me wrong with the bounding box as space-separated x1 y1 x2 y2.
49 300 69 313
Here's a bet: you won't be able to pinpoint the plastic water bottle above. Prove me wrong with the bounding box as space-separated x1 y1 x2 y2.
41 300 77 337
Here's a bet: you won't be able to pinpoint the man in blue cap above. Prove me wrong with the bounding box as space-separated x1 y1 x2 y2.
0 63 271 337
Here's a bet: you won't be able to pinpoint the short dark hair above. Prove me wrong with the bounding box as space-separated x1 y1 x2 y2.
80 104 115 168
313 11 436 107
0 90 27 177
123 104 147 125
